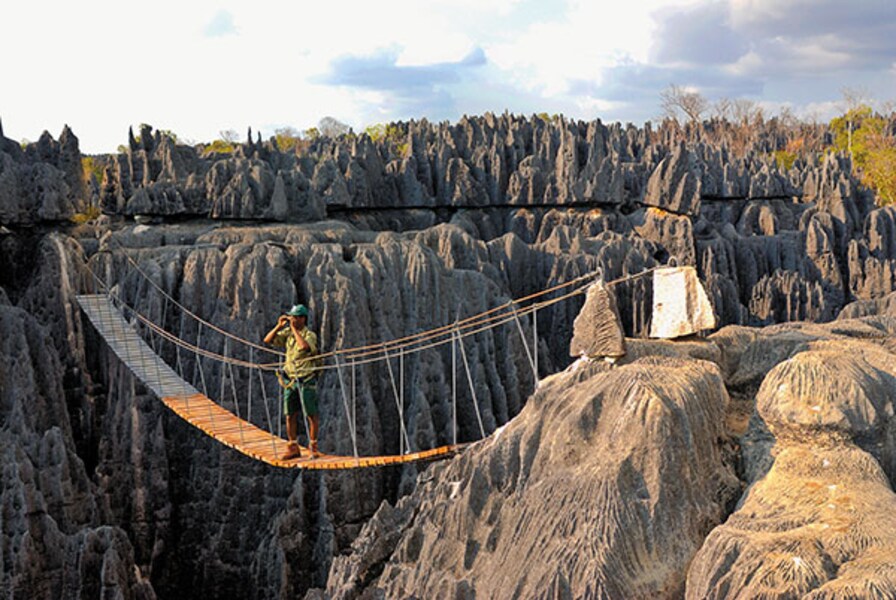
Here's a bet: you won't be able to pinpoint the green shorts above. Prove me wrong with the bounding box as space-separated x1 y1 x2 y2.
284 379 318 417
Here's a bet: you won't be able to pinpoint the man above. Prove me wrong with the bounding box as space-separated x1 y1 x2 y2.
264 304 321 460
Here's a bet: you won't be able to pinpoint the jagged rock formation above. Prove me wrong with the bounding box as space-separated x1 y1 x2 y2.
0 126 82 224
326 355 740 599
323 317 896 600
5 116 895 328
0 299 154 600
839 290 896 318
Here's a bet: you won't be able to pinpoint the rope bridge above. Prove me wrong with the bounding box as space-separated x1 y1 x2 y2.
78 247 659 470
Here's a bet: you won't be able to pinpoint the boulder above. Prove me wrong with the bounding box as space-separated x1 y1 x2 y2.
326 356 739 599
649 266 716 339
569 279 626 358
687 345 896 599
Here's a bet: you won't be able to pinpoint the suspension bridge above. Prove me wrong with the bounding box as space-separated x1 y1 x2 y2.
77 246 659 470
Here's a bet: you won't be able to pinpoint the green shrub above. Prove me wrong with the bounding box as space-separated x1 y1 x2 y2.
81 156 105 185
201 139 235 156
70 203 102 224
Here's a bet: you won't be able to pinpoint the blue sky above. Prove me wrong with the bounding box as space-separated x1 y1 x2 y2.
3 0 895 153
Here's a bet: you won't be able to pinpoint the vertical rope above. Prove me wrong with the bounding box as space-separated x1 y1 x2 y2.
400 348 407 454
156 292 168 356
218 339 226 409
224 338 245 445
383 346 411 455
335 355 359 458
195 325 210 397
510 304 537 382
351 359 357 456
195 324 214 428
452 323 457 446
457 329 486 439
533 308 538 380
247 347 254 425
256 367 277 457
175 314 188 411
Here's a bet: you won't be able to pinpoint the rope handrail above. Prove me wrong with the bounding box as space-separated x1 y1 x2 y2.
111 273 592 373
86 241 662 373
102 236 607 363
311 268 604 362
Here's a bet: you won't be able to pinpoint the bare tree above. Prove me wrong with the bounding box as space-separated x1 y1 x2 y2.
731 98 762 125
713 97 732 120
840 86 872 155
660 84 709 123
219 129 240 143
880 99 896 117
318 116 351 138
777 105 799 128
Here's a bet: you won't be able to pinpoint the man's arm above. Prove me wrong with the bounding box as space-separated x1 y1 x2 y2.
289 320 312 351
264 316 289 344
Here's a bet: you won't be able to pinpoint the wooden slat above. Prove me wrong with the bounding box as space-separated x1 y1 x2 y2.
77 294 465 470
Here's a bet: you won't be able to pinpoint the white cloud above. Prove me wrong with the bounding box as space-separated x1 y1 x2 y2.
2 0 895 153
203 9 237 37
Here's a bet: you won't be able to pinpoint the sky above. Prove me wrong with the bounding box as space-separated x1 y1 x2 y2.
3 0 895 154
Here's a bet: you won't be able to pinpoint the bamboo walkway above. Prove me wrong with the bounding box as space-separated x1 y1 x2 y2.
77 294 462 470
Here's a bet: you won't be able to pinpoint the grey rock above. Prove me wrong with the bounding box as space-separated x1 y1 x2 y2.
629 206 696 266
327 356 739 599
569 280 626 358
838 291 896 319
686 343 896 599
643 142 702 216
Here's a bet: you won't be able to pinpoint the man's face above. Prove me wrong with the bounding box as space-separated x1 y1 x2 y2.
289 315 307 328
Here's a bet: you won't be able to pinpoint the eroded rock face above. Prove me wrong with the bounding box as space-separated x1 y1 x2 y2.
0 301 153 599
327 356 739 599
686 343 896 599
569 279 626 358
0 127 82 225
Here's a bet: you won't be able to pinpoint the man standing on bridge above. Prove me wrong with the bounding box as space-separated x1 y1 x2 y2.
264 304 321 460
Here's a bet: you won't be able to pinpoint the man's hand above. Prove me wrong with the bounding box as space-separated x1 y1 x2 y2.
265 316 290 344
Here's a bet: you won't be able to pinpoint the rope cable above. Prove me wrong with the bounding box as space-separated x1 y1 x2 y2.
457 328 486 439
335 355 359 458
510 303 537 381
109 241 285 359
383 345 411 455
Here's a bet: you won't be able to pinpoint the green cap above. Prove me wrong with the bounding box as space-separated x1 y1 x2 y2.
287 304 309 317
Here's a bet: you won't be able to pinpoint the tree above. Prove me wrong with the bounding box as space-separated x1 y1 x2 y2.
839 87 870 156
274 127 302 152
730 98 762 125
364 123 387 141
317 116 350 138
712 97 732 120
863 133 896 205
829 99 896 206
660 84 708 123
219 129 240 144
